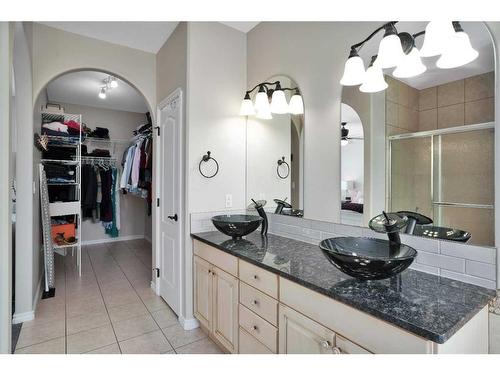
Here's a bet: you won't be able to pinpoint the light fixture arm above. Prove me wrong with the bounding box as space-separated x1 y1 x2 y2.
350 21 399 53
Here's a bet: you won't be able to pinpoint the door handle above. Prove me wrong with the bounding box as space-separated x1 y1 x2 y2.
168 214 178 221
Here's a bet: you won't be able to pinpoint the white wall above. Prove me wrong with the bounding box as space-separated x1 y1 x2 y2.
187 23 247 213
30 23 156 114
13 22 35 323
183 22 246 325
58 102 149 244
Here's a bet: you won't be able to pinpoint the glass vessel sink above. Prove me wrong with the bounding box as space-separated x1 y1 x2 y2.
211 214 263 239
319 237 417 280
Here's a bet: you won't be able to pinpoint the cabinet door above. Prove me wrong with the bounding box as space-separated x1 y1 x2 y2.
279 304 336 354
212 266 239 353
194 256 212 329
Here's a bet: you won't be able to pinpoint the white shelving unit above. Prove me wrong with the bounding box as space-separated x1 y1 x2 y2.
40 112 82 278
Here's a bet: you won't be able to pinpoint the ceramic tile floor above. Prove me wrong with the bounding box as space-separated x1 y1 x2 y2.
15 239 222 354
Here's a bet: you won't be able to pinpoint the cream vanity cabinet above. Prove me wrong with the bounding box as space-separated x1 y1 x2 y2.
278 304 370 354
193 242 239 353
192 239 489 354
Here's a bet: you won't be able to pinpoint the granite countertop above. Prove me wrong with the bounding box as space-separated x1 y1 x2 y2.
191 231 496 344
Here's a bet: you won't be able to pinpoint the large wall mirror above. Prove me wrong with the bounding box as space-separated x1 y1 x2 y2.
340 22 495 246
246 75 305 216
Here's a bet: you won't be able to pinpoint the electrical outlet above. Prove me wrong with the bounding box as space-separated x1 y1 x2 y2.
225 194 233 208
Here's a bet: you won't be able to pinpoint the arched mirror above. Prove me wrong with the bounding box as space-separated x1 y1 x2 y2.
246 75 305 216
340 21 495 246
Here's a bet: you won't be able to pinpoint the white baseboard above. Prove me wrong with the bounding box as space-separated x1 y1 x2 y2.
179 316 200 331
144 235 152 243
12 310 34 324
14 271 44 324
82 234 145 246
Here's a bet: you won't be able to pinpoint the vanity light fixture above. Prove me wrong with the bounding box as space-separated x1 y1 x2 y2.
239 92 255 116
340 21 478 93
239 81 304 119
270 82 289 114
393 33 427 78
254 85 273 119
419 21 456 57
436 22 479 69
288 88 304 115
340 48 366 86
360 56 388 93
376 23 405 69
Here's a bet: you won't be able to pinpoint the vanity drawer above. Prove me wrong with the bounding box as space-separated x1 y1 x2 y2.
239 260 278 298
239 304 277 352
193 239 238 277
239 327 273 354
240 281 278 326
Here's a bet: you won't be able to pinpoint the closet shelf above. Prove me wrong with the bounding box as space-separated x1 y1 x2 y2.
41 159 79 165
47 184 77 188
53 241 79 250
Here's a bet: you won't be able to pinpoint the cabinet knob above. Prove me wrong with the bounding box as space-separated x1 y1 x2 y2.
320 340 331 349
332 347 342 354
253 300 259 305
253 275 258 280
252 325 258 331
208 270 211 275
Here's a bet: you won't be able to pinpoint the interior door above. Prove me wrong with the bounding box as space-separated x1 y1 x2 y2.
278 304 336 354
158 90 182 315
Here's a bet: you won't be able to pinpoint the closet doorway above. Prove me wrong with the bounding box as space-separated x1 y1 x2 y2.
155 89 183 316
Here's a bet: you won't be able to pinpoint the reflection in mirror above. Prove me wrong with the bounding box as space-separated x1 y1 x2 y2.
340 104 364 226
340 21 495 246
246 75 304 217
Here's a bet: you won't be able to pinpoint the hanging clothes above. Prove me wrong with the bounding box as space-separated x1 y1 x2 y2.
120 124 153 215
81 165 97 218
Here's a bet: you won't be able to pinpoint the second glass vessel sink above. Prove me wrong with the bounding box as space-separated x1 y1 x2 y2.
320 237 417 280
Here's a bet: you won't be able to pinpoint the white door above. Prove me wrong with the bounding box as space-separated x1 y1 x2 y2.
157 89 182 315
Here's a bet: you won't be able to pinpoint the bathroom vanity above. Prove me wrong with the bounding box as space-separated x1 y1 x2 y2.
191 231 495 354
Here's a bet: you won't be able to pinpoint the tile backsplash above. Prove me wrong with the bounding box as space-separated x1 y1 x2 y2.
190 210 497 289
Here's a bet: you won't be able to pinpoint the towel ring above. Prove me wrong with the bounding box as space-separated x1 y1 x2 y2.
199 151 219 178
277 156 290 179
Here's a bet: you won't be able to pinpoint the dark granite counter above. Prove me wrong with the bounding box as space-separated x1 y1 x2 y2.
191 231 496 344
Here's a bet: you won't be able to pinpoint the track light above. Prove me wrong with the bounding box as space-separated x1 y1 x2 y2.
98 87 107 99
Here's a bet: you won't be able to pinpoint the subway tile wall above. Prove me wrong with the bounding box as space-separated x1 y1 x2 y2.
190 211 497 289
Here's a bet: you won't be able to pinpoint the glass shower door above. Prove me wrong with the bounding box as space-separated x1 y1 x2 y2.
390 136 433 220
433 128 494 246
